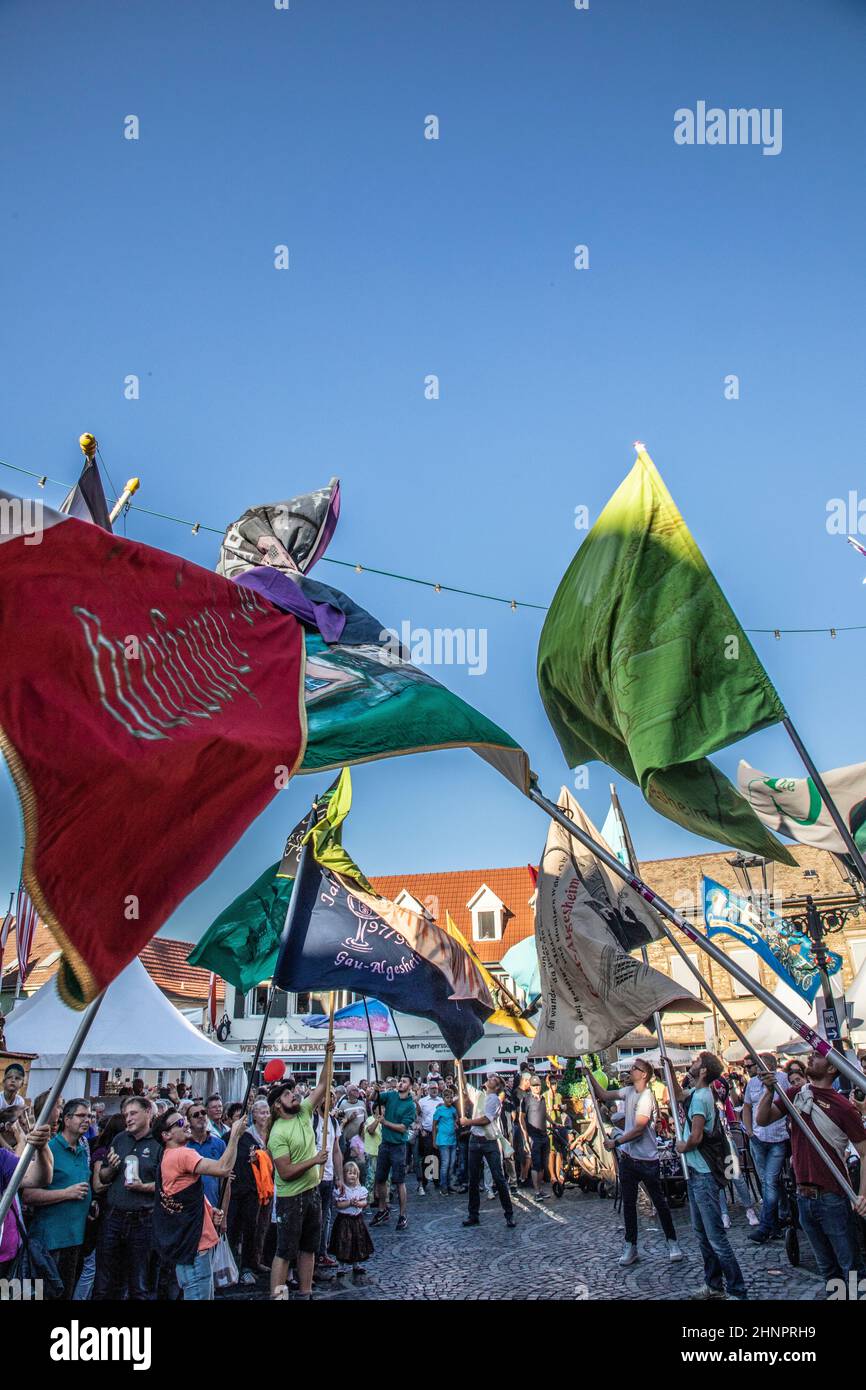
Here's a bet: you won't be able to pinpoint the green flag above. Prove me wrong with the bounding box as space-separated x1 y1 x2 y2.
537 448 795 863
187 773 358 991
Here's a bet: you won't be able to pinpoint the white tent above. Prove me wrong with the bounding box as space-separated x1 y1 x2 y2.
6 957 246 1101
724 975 848 1062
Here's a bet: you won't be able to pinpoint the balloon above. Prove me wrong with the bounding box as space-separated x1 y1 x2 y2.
263 1059 285 1084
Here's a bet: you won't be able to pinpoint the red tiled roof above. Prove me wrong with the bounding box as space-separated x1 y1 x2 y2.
1 923 223 1006
370 866 537 964
139 937 225 1004
370 843 863 966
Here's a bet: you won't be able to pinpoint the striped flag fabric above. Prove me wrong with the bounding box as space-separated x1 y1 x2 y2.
0 900 14 983
14 886 39 985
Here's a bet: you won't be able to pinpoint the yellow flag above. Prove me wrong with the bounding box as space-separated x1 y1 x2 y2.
444 912 536 1039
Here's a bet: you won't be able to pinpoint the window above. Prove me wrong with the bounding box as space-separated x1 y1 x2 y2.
669 953 700 993
476 911 497 940
467 885 505 943
244 985 288 1017
803 869 818 879
727 947 762 998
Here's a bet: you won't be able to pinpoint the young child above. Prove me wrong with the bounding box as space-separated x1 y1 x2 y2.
329 1160 374 1282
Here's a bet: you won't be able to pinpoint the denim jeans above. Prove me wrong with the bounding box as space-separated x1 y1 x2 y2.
92 1207 154 1300
797 1191 866 1285
467 1140 513 1220
437 1145 456 1192
618 1152 677 1245
687 1171 748 1299
749 1137 787 1235
72 1249 96 1301
176 1247 214 1301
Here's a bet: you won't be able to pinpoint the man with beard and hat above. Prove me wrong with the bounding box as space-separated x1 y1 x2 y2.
267 1041 335 1302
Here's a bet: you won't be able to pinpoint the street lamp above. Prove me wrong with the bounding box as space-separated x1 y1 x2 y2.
726 853 774 922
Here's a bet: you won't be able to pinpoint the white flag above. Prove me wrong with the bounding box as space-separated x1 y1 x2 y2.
737 759 866 855
532 788 703 1055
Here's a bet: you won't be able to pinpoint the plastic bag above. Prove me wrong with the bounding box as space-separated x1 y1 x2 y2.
212 1233 239 1290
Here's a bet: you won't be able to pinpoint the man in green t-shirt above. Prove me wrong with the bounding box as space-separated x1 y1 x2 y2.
370 1075 416 1233
267 1040 335 1301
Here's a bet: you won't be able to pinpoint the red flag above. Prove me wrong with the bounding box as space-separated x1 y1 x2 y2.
14 887 38 985
527 863 538 888
0 493 306 1007
207 972 218 1032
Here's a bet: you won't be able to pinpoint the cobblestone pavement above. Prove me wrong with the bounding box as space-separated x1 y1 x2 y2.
233 1183 827 1303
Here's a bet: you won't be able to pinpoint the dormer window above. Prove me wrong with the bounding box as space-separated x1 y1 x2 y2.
467 884 505 944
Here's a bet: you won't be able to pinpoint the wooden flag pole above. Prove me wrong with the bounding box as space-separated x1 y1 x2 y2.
782 715 866 888
456 1058 468 1121
0 990 106 1232
529 782 866 1093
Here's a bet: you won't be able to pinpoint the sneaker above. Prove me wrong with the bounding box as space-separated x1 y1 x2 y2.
396 1216 408 1232
747 1230 770 1244
667 1240 684 1263
618 1242 638 1266
317 1254 338 1269
721 1212 731 1230
690 1285 726 1300
417 1187 426 1197
487 1190 497 1200
505 1217 517 1229
746 1207 760 1226
534 1192 545 1204
509 1185 520 1196
270 1285 289 1301
462 1217 480 1227
240 1269 258 1286
370 1210 390 1227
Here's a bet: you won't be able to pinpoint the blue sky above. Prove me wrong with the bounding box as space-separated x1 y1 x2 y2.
2 0 865 945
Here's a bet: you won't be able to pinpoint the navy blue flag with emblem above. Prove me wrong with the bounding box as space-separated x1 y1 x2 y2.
273 844 494 1058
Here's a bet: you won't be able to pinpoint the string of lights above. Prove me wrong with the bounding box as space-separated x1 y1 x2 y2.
2 455 864 637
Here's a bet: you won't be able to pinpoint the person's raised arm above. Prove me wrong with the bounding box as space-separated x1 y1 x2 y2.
13 1123 53 1189
309 1042 337 1112
194 1118 246 1178
754 1073 785 1129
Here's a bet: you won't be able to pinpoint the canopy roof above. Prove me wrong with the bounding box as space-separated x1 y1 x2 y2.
6 956 244 1072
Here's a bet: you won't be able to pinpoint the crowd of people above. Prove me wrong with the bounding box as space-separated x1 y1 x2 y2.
2 1043 865 1301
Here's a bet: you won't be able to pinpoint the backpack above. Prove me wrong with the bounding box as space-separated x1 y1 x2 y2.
686 1090 729 1189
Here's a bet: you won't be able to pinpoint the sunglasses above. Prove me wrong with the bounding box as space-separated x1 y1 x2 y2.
188 1110 206 1119
167 1117 186 1132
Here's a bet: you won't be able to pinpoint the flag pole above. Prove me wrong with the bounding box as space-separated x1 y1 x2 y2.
362 996 380 1082
608 785 688 1156
528 781 866 1092
456 1058 468 1121
657 913 859 1203
389 1009 413 1078
0 989 105 1232
782 715 866 887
